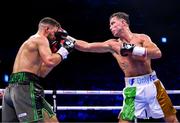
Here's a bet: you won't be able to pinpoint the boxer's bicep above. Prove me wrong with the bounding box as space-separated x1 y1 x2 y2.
142 35 162 59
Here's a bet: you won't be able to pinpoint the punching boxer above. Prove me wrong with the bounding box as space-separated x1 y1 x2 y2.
57 12 178 123
2 17 74 122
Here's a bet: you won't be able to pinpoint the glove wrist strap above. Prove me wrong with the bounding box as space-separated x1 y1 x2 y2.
132 46 147 57
67 36 76 43
56 47 69 59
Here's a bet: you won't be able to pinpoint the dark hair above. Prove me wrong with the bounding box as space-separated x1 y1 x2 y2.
39 17 61 28
109 12 130 25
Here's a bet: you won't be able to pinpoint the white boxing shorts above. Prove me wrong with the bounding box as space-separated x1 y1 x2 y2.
119 71 177 120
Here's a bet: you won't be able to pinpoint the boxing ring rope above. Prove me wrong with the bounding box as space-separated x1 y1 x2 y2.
1 89 180 110
46 90 180 95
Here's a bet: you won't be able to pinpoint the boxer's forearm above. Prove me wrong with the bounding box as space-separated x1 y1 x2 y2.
39 63 54 78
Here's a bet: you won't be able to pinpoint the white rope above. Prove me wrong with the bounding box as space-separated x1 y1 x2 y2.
44 90 53 94
57 106 180 110
166 90 180 94
1 89 180 110
57 106 122 110
1 106 180 110
56 90 123 95
56 90 180 94
1 89 180 94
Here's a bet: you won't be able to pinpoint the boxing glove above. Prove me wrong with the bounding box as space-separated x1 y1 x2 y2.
120 42 135 56
60 38 75 52
120 42 146 57
55 28 76 43
56 46 69 59
55 38 75 59
49 40 69 59
55 29 76 52
49 40 61 53
54 29 68 41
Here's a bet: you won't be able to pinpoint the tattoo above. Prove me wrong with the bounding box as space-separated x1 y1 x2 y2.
120 62 129 70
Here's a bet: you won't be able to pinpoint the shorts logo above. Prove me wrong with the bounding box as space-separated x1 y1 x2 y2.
129 79 134 85
150 74 157 81
136 75 157 84
18 113 27 118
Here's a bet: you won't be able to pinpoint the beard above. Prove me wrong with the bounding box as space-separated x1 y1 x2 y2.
47 34 56 41
113 28 122 37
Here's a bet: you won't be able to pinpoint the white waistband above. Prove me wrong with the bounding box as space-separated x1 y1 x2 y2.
125 71 158 87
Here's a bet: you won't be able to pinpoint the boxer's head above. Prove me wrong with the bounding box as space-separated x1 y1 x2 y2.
109 12 130 37
38 17 61 40
109 12 130 26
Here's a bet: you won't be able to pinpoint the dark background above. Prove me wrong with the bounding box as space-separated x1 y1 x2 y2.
0 0 180 122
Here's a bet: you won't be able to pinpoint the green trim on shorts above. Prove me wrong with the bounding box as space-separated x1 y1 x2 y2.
42 98 55 117
29 83 54 122
9 72 29 84
30 82 44 122
42 108 55 119
9 72 40 84
121 87 136 121
30 82 39 121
